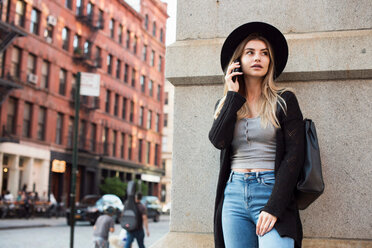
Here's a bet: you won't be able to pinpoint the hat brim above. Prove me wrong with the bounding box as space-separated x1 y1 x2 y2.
220 22 288 79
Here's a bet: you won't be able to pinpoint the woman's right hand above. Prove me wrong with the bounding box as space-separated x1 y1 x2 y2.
225 61 243 92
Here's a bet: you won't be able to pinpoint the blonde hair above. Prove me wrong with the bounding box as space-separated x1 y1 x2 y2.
214 34 291 128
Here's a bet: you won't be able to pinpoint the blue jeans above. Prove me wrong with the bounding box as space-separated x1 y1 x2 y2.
124 228 145 248
222 170 294 248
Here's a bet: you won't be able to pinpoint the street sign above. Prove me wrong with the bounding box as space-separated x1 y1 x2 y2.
80 72 100 96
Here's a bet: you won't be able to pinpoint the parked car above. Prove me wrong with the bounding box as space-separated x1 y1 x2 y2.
66 194 124 225
162 202 171 215
141 196 161 222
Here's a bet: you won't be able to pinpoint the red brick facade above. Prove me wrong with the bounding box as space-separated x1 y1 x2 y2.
0 0 167 202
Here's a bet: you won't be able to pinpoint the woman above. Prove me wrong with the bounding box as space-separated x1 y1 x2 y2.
209 22 305 248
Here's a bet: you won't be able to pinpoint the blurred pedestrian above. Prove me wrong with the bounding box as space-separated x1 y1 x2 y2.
124 193 149 248
93 206 115 248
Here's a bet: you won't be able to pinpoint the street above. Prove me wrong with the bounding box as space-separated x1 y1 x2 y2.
0 214 170 248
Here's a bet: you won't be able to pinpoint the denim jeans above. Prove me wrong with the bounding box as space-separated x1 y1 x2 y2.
222 170 294 248
124 228 145 248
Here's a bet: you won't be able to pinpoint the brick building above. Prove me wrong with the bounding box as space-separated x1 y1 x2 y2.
0 0 167 205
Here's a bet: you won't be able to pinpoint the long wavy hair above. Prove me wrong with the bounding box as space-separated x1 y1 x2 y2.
214 34 291 128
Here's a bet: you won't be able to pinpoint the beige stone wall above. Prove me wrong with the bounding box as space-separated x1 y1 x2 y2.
156 0 372 247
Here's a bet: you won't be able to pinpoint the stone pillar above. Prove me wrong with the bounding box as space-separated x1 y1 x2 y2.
40 160 50 196
23 157 34 191
8 155 19 196
151 0 372 247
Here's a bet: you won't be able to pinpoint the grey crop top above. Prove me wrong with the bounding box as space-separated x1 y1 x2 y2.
230 116 277 170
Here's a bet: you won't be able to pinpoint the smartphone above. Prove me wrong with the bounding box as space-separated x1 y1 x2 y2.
232 59 242 82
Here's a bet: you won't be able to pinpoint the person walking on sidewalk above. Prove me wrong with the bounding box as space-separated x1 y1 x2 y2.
124 193 150 248
93 206 115 248
209 22 305 248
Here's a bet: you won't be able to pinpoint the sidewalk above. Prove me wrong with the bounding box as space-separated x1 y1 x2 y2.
0 217 66 230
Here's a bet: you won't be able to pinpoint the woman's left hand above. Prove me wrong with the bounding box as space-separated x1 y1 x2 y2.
256 211 277 236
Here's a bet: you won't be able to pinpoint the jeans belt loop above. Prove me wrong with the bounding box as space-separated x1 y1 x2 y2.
228 171 234 183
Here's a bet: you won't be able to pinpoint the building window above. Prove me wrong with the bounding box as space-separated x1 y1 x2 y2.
120 133 125 158
140 75 146 93
146 141 151 164
147 110 152 129
130 100 134 122
152 21 156 37
131 68 136 87
56 113 63 144
122 97 127 120
138 139 143 162
90 123 97 151
76 0 82 15
158 55 162 72
133 36 137 54
11 47 21 78
155 144 159 166
118 24 123 44
65 0 72 9
59 69 67 95
128 135 132 160
22 102 32 138
160 28 164 43
126 30 130 49
102 127 109 154
112 130 117 157
116 59 121 79
151 50 155 67
41 60 49 89
164 113 168 127
15 1 26 27
95 46 101 65
124 64 129 83
44 23 54 43
98 9 104 29
79 120 87 149
109 19 115 39
67 117 74 147
139 106 144 126
84 41 91 57
162 136 167 152
87 2 94 20
105 90 110 113
6 97 17 135
27 53 37 75
73 34 81 54
142 45 147 61
145 14 149 30
30 9 40 35
107 54 112 74
164 91 168 105
149 80 153 97
156 113 160 132
71 73 77 99
37 107 46 140
114 93 119 116
157 85 161 101
62 27 70 51
0 52 4 77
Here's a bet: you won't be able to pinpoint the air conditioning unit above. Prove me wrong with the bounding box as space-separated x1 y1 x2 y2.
27 73 38 84
45 37 52 43
47 15 57 26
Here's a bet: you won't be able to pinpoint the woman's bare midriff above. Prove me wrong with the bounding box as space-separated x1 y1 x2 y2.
232 168 274 173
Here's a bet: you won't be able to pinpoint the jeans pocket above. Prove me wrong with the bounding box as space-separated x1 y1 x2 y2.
261 177 275 187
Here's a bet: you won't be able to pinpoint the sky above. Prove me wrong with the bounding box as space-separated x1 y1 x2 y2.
125 0 177 46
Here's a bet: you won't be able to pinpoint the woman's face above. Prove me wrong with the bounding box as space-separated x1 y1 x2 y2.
240 39 270 78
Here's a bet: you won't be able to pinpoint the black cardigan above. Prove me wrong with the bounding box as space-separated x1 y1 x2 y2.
208 90 305 248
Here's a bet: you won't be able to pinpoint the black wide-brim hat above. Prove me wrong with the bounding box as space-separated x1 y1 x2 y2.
220 22 288 79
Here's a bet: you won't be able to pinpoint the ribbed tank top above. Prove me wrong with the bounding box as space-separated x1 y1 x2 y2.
230 116 277 170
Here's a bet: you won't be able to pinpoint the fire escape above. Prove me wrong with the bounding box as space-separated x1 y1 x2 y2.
0 2 27 105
